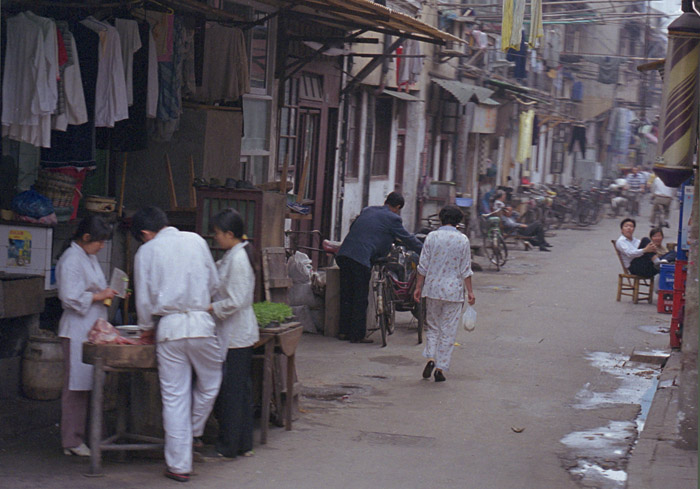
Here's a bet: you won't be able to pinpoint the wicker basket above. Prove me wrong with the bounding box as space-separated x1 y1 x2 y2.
34 170 77 209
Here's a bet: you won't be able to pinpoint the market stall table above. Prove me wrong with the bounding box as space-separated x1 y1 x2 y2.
82 343 162 477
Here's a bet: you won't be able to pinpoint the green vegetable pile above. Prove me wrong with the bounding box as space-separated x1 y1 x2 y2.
253 301 293 328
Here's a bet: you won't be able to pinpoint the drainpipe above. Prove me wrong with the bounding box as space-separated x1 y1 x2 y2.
334 55 351 241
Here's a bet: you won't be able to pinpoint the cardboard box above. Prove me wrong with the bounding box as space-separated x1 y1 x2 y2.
0 273 45 318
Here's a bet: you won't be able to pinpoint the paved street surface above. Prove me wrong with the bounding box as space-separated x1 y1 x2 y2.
1 200 696 489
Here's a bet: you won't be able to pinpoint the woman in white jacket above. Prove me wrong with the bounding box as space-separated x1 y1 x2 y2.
208 208 259 458
56 216 116 456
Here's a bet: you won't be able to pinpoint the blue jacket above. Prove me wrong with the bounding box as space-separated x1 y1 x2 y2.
338 205 423 268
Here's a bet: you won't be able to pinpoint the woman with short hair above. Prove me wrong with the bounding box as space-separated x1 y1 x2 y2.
413 205 475 382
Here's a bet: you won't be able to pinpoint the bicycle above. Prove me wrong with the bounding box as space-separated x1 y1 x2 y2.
370 243 426 347
480 210 508 271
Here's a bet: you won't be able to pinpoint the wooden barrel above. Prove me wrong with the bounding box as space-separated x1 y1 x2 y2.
22 335 64 400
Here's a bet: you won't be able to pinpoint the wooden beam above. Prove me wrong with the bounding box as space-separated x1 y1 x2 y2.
342 36 404 95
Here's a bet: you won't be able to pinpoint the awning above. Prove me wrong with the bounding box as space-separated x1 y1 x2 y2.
382 89 421 102
432 79 499 106
259 0 464 45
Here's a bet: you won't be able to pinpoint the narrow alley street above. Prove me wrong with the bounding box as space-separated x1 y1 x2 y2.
1 203 684 489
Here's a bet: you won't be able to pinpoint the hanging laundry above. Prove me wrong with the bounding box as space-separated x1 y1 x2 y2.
595 56 621 85
197 23 250 104
147 27 159 118
80 16 129 128
571 81 583 101
155 17 189 140
501 0 525 51
568 125 586 154
97 21 151 152
506 36 528 80
53 22 88 131
471 29 488 49
2 12 59 148
542 27 562 67
528 0 544 48
398 39 422 88
41 21 100 167
516 109 534 163
148 11 174 62
115 18 142 106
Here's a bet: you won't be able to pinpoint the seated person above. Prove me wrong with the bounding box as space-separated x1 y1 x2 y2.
649 227 676 264
615 218 657 278
501 207 552 252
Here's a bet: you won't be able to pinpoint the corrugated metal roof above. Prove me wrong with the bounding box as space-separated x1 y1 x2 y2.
432 79 499 106
382 89 421 102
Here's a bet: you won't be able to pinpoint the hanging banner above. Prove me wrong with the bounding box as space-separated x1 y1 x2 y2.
471 105 497 134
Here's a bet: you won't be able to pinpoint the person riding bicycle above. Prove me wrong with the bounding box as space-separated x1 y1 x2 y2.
336 192 423 344
501 207 552 252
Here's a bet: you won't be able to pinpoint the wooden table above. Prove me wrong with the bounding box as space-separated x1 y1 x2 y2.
259 323 303 431
82 326 301 475
82 343 163 477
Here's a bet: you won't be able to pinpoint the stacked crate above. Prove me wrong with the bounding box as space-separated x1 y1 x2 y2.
656 263 675 314
669 260 688 349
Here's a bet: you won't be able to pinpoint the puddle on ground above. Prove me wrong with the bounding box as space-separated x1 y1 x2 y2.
368 355 418 366
561 351 666 489
637 324 670 335
572 352 662 411
356 431 436 447
301 384 371 402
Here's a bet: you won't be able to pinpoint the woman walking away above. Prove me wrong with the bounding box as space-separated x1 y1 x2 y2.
413 205 475 382
209 208 259 458
56 215 116 456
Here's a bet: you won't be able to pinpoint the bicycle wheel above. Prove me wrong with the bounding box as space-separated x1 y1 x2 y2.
383 280 395 335
483 235 498 270
494 234 508 267
576 202 594 226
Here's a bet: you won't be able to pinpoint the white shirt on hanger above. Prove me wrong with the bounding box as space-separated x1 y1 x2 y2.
81 16 129 127
115 18 142 106
53 31 88 131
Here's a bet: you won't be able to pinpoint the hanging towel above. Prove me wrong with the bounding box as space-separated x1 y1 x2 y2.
516 109 535 163
501 0 525 51
528 0 544 48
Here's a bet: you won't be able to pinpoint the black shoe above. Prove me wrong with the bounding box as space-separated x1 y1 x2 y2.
434 370 446 382
422 360 435 379
539 247 551 252
350 338 374 344
544 243 552 247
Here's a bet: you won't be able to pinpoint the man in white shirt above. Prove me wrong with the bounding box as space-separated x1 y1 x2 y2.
615 218 657 277
133 206 222 483
650 176 675 227
625 167 646 216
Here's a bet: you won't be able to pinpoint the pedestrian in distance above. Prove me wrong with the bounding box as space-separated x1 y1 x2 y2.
208 208 258 459
336 192 423 343
56 215 117 457
132 206 222 483
413 205 475 382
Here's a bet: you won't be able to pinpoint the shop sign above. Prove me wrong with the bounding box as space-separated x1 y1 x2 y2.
471 105 497 134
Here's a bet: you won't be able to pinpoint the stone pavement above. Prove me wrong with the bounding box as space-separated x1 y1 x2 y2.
627 351 698 489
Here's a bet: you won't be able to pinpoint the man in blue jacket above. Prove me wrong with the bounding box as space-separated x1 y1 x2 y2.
336 192 423 343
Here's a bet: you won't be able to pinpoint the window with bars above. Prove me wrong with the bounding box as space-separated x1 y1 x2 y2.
278 78 299 171
371 96 393 177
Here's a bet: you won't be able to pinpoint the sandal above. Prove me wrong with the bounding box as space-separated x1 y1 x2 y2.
164 471 190 483
422 360 435 379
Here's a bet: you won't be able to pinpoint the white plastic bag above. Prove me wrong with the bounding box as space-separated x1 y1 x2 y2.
461 304 477 331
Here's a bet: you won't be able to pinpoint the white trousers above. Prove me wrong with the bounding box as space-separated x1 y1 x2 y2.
422 298 462 371
157 337 222 474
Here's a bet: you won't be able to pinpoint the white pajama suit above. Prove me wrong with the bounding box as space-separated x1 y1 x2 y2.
418 226 473 371
135 227 222 475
